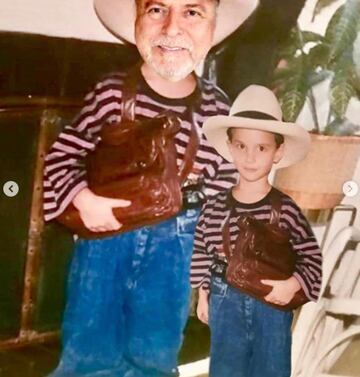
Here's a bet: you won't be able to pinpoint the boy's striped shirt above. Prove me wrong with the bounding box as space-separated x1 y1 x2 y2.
191 187 322 301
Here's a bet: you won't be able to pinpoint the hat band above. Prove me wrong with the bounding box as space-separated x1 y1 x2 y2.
232 110 280 121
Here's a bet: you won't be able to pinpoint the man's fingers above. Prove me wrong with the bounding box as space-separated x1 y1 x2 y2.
89 226 107 233
199 313 208 324
264 294 286 305
109 220 122 230
88 220 122 233
264 293 272 301
264 292 277 302
106 198 131 208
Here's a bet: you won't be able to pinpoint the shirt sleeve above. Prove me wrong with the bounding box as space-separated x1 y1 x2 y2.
43 80 121 221
190 201 214 290
203 154 239 197
283 201 323 301
202 84 239 197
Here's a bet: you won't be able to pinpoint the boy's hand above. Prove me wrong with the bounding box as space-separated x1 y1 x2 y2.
261 276 301 306
73 188 131 232
197 286 210 325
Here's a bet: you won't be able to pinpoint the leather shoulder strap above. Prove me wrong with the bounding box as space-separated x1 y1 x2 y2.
221 211 233 261
121 64 141 122
177 78 202 183
269 189 282 225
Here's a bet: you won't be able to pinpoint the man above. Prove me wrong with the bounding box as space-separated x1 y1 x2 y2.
44 0 257 375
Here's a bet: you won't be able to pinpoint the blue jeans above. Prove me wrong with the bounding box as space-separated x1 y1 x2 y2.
209 276 293 377
49 209 200 377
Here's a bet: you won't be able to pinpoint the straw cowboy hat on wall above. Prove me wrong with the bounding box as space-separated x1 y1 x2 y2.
94 0 259 46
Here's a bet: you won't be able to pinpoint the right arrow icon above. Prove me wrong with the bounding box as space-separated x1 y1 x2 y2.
342 180 359 198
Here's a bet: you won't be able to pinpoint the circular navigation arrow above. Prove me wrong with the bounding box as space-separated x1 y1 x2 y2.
3 181 19 197
342 180 359 198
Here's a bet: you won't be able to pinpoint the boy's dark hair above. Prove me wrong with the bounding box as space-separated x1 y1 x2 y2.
226 127 284 148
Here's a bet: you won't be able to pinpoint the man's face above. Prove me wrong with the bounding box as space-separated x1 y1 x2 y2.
135 0 217 81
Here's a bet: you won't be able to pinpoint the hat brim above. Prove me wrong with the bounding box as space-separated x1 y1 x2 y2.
94 0 258 46
203 115 311 169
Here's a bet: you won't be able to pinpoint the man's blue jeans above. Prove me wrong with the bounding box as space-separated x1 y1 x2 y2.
49 209 200 377
209 276 293 377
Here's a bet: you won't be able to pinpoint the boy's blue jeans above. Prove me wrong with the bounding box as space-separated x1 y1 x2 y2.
49 209 200 377
209 276 293 377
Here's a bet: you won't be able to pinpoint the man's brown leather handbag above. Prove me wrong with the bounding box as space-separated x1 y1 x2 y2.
222 190 309 311
56 66 199 238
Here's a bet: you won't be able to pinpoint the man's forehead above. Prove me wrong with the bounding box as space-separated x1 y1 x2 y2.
138 0 217 8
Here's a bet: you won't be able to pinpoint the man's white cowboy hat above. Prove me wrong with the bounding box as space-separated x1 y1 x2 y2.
203 85 311 169
94 0 259 45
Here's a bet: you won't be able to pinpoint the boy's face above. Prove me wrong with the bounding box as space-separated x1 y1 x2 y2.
134 0 217 81
227 128 284 183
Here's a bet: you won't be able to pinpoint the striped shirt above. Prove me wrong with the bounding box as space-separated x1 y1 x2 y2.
43 71 239 221
190 187 322 301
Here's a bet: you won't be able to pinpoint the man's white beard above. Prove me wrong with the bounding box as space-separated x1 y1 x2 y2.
147 54 196 82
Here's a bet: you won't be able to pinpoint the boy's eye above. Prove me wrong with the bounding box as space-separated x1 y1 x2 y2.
234 143 245 149
258 145 267 152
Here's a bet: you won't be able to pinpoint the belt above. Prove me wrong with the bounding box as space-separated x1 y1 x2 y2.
210 259 228 278
182 182 206 210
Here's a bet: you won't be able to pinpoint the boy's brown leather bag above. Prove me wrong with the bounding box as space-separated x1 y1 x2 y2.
222 190 309 311
56 66 199 238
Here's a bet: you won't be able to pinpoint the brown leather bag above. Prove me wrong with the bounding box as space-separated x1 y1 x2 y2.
222 190 309 311
56 66 200 238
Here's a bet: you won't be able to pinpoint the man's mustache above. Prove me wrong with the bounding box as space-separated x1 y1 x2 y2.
151 36 193 51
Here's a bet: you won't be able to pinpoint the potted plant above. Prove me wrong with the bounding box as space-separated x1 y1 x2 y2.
272 0 360 209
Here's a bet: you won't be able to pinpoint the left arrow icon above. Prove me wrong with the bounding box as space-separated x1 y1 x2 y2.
3 181 19 197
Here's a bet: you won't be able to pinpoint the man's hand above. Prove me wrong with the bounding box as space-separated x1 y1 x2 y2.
261 276 301 306
73 188 131 232
197 286 210 325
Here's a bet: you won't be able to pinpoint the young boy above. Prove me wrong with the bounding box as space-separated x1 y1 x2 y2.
190 85 322 377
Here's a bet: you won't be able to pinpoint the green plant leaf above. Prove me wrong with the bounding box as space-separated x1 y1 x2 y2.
301 31 324 44
330 68 355 118
353 32 360 80
325 0 360 63
351 68 360 93
276 26 323 60
277 28 301 59
307 70 331 87
273 67 294 81
313 0 338 20
280 90 307 122
307 43 331 68
324 117 360 135
274 47 308 122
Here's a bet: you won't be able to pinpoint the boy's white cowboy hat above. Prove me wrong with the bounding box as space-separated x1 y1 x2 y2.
203 85 311 169
94 0 259 45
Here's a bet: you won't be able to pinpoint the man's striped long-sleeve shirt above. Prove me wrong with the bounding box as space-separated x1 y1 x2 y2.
43 71 238 221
